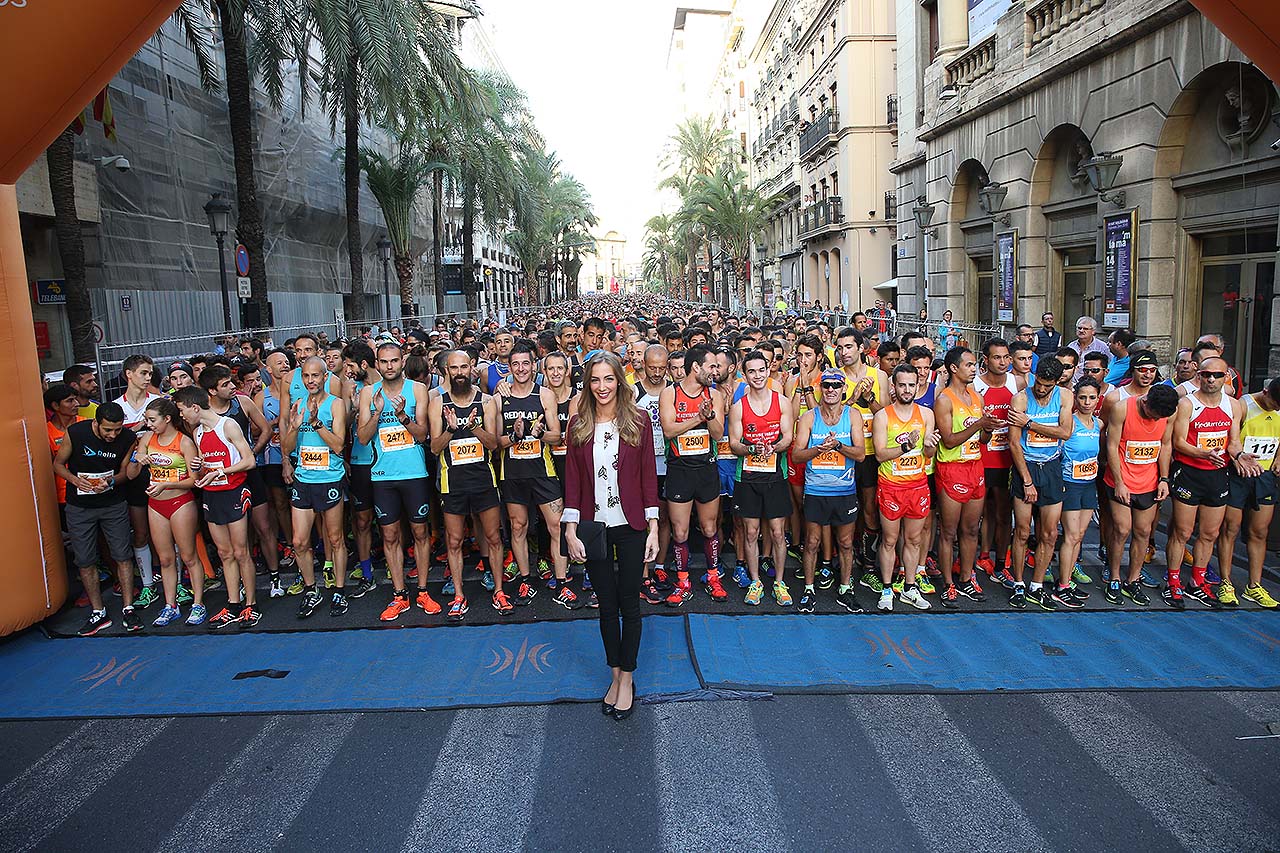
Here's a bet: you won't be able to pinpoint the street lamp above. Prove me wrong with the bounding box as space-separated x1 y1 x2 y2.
1082 151 1127 207
977 181 1011 226
377 235 392 323
912 200 937 240
203 192 233 331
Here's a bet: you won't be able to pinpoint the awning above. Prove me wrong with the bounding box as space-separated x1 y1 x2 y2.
873 279 898 291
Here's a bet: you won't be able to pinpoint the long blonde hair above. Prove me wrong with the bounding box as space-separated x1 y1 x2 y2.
570 352 644 447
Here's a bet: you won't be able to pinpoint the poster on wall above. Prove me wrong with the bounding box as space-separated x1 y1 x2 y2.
1102 210 1137 329
995 229 1017 323
968 0 1013 43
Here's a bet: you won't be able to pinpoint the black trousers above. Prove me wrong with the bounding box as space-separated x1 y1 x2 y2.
586 524 646 673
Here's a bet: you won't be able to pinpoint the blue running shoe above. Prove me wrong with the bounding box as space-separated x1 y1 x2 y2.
732 563 751 589
153 605 181 626
761 556 776 579
443 577 456 596
546 576 558 590
481 570 495 592
185 603 207 626
582 572 593 591
1140 567 1161 589
1205 563 1221 585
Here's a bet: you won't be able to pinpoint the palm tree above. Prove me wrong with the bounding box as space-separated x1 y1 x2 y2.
642 214 681 296
360 146 453 318
689 166 779 306
661 115 732 305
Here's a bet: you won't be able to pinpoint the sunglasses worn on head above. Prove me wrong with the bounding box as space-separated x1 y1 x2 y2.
1199 371 1226 379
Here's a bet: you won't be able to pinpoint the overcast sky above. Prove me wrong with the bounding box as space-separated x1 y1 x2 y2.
479 0 678 261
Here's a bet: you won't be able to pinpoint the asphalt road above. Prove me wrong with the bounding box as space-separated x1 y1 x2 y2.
2 690 1277 852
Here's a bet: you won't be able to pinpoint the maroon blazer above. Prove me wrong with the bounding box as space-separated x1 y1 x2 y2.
562 413 660 531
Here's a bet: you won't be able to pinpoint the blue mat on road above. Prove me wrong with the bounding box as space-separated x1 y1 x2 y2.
0 617 700 720
688 611 1280 693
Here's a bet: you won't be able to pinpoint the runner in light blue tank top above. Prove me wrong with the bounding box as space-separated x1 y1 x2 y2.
258 381 282 465
806 405 857 495
349 380 373 466
369 379 428 481
1061 413 1102 483
1021 386 1064 463
294 393 346 484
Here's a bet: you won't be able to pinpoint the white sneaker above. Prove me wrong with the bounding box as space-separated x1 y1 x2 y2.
900 587 932 610
877 590 894 612
269 577 285 598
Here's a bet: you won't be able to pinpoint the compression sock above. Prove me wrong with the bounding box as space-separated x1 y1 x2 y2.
703 533 721 576
135 546 154 588
359 558 373 581
673 540 690 576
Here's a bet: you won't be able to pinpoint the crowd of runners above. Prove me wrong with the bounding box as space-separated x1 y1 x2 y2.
42 294 1279 636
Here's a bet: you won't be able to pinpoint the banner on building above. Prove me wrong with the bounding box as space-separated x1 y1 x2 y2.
968 0 1013 43
995 229 1017 323
1102 210 1137 329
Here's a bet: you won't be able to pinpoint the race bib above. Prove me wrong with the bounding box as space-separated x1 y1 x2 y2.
961 437 983 462
510 438 543 460
1071 458 1098 480
1027 425 1059 447
1124 440 1160 465
150 465 181 485
892 451 924 478
1243 435 1279 461
716 437 735 460
77 471 113 496
988 427 1010 451
448 437 483 465
678 429 710 456
378 424 413 451
863 420 874 441
269 429 281 448
1196 430 1228 453
204 460 229 486
744 451 777 474
299 447 330 471
812 449 844 470
551 442 567 458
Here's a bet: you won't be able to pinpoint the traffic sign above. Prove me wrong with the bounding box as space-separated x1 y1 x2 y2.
120 295 132 312
237 276 251 298
91 321 104 345
235 244 250 277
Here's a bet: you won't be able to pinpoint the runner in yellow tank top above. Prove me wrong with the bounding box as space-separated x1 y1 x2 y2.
1217 378 1280 607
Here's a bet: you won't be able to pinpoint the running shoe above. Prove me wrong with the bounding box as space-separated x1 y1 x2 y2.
207 607 241 630
914 571 935 596
406 565 419 582
1008 586 1027 609
1051 586 1084 609
1161 585 1186 610
537 557 553 583
859 571 884 594
1242 583 1279 608
1069 583 1090 600
348 566 365 582
761 556 776 579
515 577 537 606
503 550 517 579
652 567 673 590
502 555 519 581
554 586 584 610
787 544 802 562
298 589 323 619
185 603 207 625
176 584 194 605
1097 541 1108 565
122 606 143 632
1103 579 1124 605
816 562 835 590
732 563 751 589
891 571 906 595
582 571 593 591
77 609 111 636
443 577 456 596
545 576 558 591
798 590 816 612
279 545 297 569
349 578 376 599
447 596 469 622
238 605 260 629
322 564 336 588
836 588 863 613
939 584 960 609
876 589 894 612
773 581 793 607
481 570 496 592
641 578 666 604
976 555 996 578
330 591 348 617
204 573 225 592
1204 564 1221 585
1183 547 1194 566
958 577 986 602
492 591 514 614
1144 542 1155 564
665 578 692 608
286 577 306 596
1122 582 1149 607
153 605 181 626
1140 567 1162 589
134 584 159 609
74 590 90 608
1183 583 1221 609
587 591 599 609
899 587 931 610
704 570 729 602
379 596 411 622
416 590 441 614
1071 562 1092 586
1025 588 1058 611
990 567 1017 590
745 580 764 606
924 552 941 578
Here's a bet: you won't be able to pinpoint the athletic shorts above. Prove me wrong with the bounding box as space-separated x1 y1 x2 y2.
1011 458 1064 507
124 471 150 508
936 459 987 503
1171 461 1229 508
732 478 792 520
373 478 432 525
202 486 252 525
260 463 286 490
1104 481 1158 511
441 486 501 517
984 467 1011 491
1227 470 1279 511
855 456 879 491
502 476 562 508
149 491 195 521
1062 479 1099 512
877 478 931 521
786 448 805 487
66 501 133 568
803 492 859 527
244 467 269 508
718 463 737 498
291 478 347 512
349 464 374 513
664 464 720 504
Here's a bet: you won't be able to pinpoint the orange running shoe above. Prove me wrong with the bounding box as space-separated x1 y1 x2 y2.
380 595 411 622
416 590 441 615
492 590 514 613
976 555 996 578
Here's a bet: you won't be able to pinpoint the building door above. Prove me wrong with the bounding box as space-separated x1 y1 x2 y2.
1201 257 1276 393
1060 247 1098 327
972 254 994 324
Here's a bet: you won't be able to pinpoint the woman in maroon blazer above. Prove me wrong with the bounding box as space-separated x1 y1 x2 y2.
563 352 659 721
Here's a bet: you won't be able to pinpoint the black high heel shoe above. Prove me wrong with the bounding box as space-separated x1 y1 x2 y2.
610 681 636 721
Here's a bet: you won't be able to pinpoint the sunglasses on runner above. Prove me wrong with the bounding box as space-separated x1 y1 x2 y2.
1083 367 1104 374
1198 371 1226 379
820 382 845 390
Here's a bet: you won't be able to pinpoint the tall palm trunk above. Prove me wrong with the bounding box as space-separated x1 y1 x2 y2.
735 256 749 305
46 128 94 363
342 53 366 322
461 186 477 313
431 170 444 315
394 254 414 315
217 0 268 327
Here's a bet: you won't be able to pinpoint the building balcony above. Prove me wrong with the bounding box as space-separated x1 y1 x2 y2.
783 95 800 127
1027 0 1107 51
800 196 843 239
884 190 897 220
798 107 838 160
945 33 996 88
887 94 898 129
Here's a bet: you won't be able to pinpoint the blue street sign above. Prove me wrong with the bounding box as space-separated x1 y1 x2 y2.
34 279 66 305
235 244 250 277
